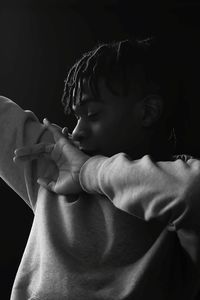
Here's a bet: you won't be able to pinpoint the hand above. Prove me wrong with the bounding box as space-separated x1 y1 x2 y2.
13 119 90 195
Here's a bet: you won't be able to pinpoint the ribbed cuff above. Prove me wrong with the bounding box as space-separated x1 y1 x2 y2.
79 155 108 194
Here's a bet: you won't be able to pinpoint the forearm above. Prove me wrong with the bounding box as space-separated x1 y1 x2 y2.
79 153 200 226
80 153 200 268
0 96 54 208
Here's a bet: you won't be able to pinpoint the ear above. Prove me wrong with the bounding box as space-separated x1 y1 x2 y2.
142 95 164 127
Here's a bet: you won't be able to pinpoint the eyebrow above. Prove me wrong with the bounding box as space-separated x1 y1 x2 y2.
72 96 102 115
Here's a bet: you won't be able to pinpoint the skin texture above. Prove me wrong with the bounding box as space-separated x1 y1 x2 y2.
71 78 152 158
13 77 167 194
14 119 90 194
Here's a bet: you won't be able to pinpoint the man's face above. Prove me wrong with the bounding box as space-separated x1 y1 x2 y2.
71 78 145 158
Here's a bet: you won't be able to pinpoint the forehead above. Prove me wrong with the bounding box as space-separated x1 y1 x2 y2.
72 76 139 114
80 78 99 102
75 77 124 104
72 78 106 110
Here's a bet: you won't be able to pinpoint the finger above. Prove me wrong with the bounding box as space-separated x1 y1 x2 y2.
62 127 69 137
14 143 54 157
43 118 65 142
13 151 52 164
51 123 62 132
37 177 56 192
13 155 26 164
68 134 79 148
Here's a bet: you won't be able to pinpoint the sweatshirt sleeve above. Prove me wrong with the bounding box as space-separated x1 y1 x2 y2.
0 96 55 210
79 153 200 266
79 153 200 228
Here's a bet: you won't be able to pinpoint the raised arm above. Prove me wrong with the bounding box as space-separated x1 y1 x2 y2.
0 96 54 209
80 153 199 225
80 153 200 268
13 120 200 266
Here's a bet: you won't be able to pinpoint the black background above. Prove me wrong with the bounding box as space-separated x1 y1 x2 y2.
1 1 200 298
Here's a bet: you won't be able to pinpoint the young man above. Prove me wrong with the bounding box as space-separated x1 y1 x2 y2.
1 39 200 299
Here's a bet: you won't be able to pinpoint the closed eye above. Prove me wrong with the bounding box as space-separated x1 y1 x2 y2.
88 112 98 117
87 112 100 120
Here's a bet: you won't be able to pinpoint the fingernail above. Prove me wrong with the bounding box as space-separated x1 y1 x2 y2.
13 156 19 164
62 127 69 136
43 118 50 125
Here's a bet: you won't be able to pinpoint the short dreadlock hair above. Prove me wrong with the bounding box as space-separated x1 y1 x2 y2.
61 38 180 123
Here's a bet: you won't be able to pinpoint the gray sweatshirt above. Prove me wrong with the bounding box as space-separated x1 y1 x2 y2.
0 96 199 300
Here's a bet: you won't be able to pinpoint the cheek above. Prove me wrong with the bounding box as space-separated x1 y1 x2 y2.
90 121 117 145
101 123 123 148
91 122 104 136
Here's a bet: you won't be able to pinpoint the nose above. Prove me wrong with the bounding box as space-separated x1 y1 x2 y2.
71 119 90 143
